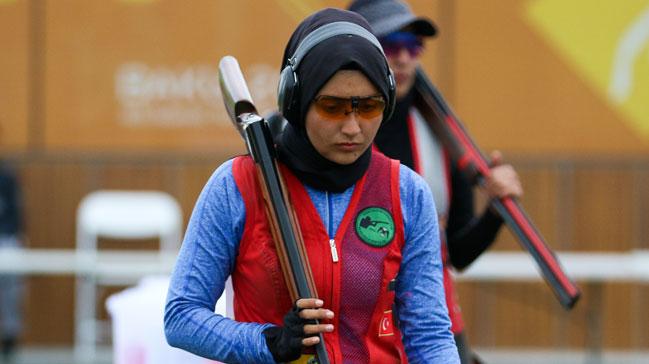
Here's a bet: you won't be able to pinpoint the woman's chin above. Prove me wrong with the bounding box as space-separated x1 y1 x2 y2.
326 151 361 165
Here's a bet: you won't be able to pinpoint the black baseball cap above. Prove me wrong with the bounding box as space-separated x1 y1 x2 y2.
348 0 437 38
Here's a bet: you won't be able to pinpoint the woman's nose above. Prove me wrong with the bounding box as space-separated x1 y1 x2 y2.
340 113 362 136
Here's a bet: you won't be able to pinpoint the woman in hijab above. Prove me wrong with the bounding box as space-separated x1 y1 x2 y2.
164 8 459 364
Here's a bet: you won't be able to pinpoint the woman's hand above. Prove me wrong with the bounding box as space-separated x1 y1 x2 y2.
263 298 334 362
297 298 335 346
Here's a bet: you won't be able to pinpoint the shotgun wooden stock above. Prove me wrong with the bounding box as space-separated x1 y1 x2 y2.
218 55 330 363
413 68 581 309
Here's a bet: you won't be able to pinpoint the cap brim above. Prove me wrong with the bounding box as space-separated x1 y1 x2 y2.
372 15 437 38
408 18 437 37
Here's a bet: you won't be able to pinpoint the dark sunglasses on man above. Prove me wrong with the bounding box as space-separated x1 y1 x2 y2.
379 31 424 58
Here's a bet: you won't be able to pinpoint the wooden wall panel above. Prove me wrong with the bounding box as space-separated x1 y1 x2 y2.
634 168 649 249
493 283 557 347
461 282 557 347
456 161 644 350
572 168 635 250
97 164 170 191
459 281 649 350
600 283 634 348
631 286 649 348
515 168 563 247
455 282 496 346
24 276 75 344
21 161 88 249
458 280 642 350
20 161 89 343
487 167 564 251
0 0 30 151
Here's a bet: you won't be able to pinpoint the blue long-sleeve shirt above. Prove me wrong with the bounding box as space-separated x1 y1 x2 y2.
164 158 459 363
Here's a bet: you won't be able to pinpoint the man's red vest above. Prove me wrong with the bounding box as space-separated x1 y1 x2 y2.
231 152 408 364
407 113 464 334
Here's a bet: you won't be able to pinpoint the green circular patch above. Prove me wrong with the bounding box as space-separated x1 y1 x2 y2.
355 207 395 247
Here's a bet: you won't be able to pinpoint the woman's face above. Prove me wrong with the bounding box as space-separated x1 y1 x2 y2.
305 70 384 165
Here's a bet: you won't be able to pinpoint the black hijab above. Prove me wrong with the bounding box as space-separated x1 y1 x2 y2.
276 8 391 192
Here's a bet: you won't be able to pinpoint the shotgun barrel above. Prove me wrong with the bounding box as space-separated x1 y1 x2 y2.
219 55 330 363
413 68 580 309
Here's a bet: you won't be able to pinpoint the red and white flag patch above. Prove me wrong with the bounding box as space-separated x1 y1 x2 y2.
378 310 395 337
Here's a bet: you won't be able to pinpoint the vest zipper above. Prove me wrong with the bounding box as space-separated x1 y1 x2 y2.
329 239 339 262
325 192 339 364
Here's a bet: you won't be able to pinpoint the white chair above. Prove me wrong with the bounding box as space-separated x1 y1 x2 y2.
106 276 226 364
74 190 183 363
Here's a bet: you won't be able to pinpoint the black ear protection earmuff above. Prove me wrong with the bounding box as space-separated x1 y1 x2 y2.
277 21 396 121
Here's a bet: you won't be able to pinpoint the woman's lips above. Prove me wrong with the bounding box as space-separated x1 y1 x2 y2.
336 142 360 151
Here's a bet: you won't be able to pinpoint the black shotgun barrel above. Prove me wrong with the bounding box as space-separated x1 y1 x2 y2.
219 56 330 363
413 68 580 309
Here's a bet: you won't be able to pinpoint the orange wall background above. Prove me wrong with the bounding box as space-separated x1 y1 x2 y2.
0 0 30 151
4 0 649 155
452 0 649 155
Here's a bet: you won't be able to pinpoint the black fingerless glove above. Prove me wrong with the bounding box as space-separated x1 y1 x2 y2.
263 305 309 362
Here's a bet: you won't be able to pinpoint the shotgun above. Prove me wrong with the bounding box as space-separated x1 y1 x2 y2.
413 68 581 309
218 55 330 363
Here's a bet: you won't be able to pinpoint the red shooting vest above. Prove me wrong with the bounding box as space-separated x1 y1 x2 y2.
231 152 407 364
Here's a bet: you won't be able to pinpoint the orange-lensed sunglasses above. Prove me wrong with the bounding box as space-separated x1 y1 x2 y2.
313 95 386 121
